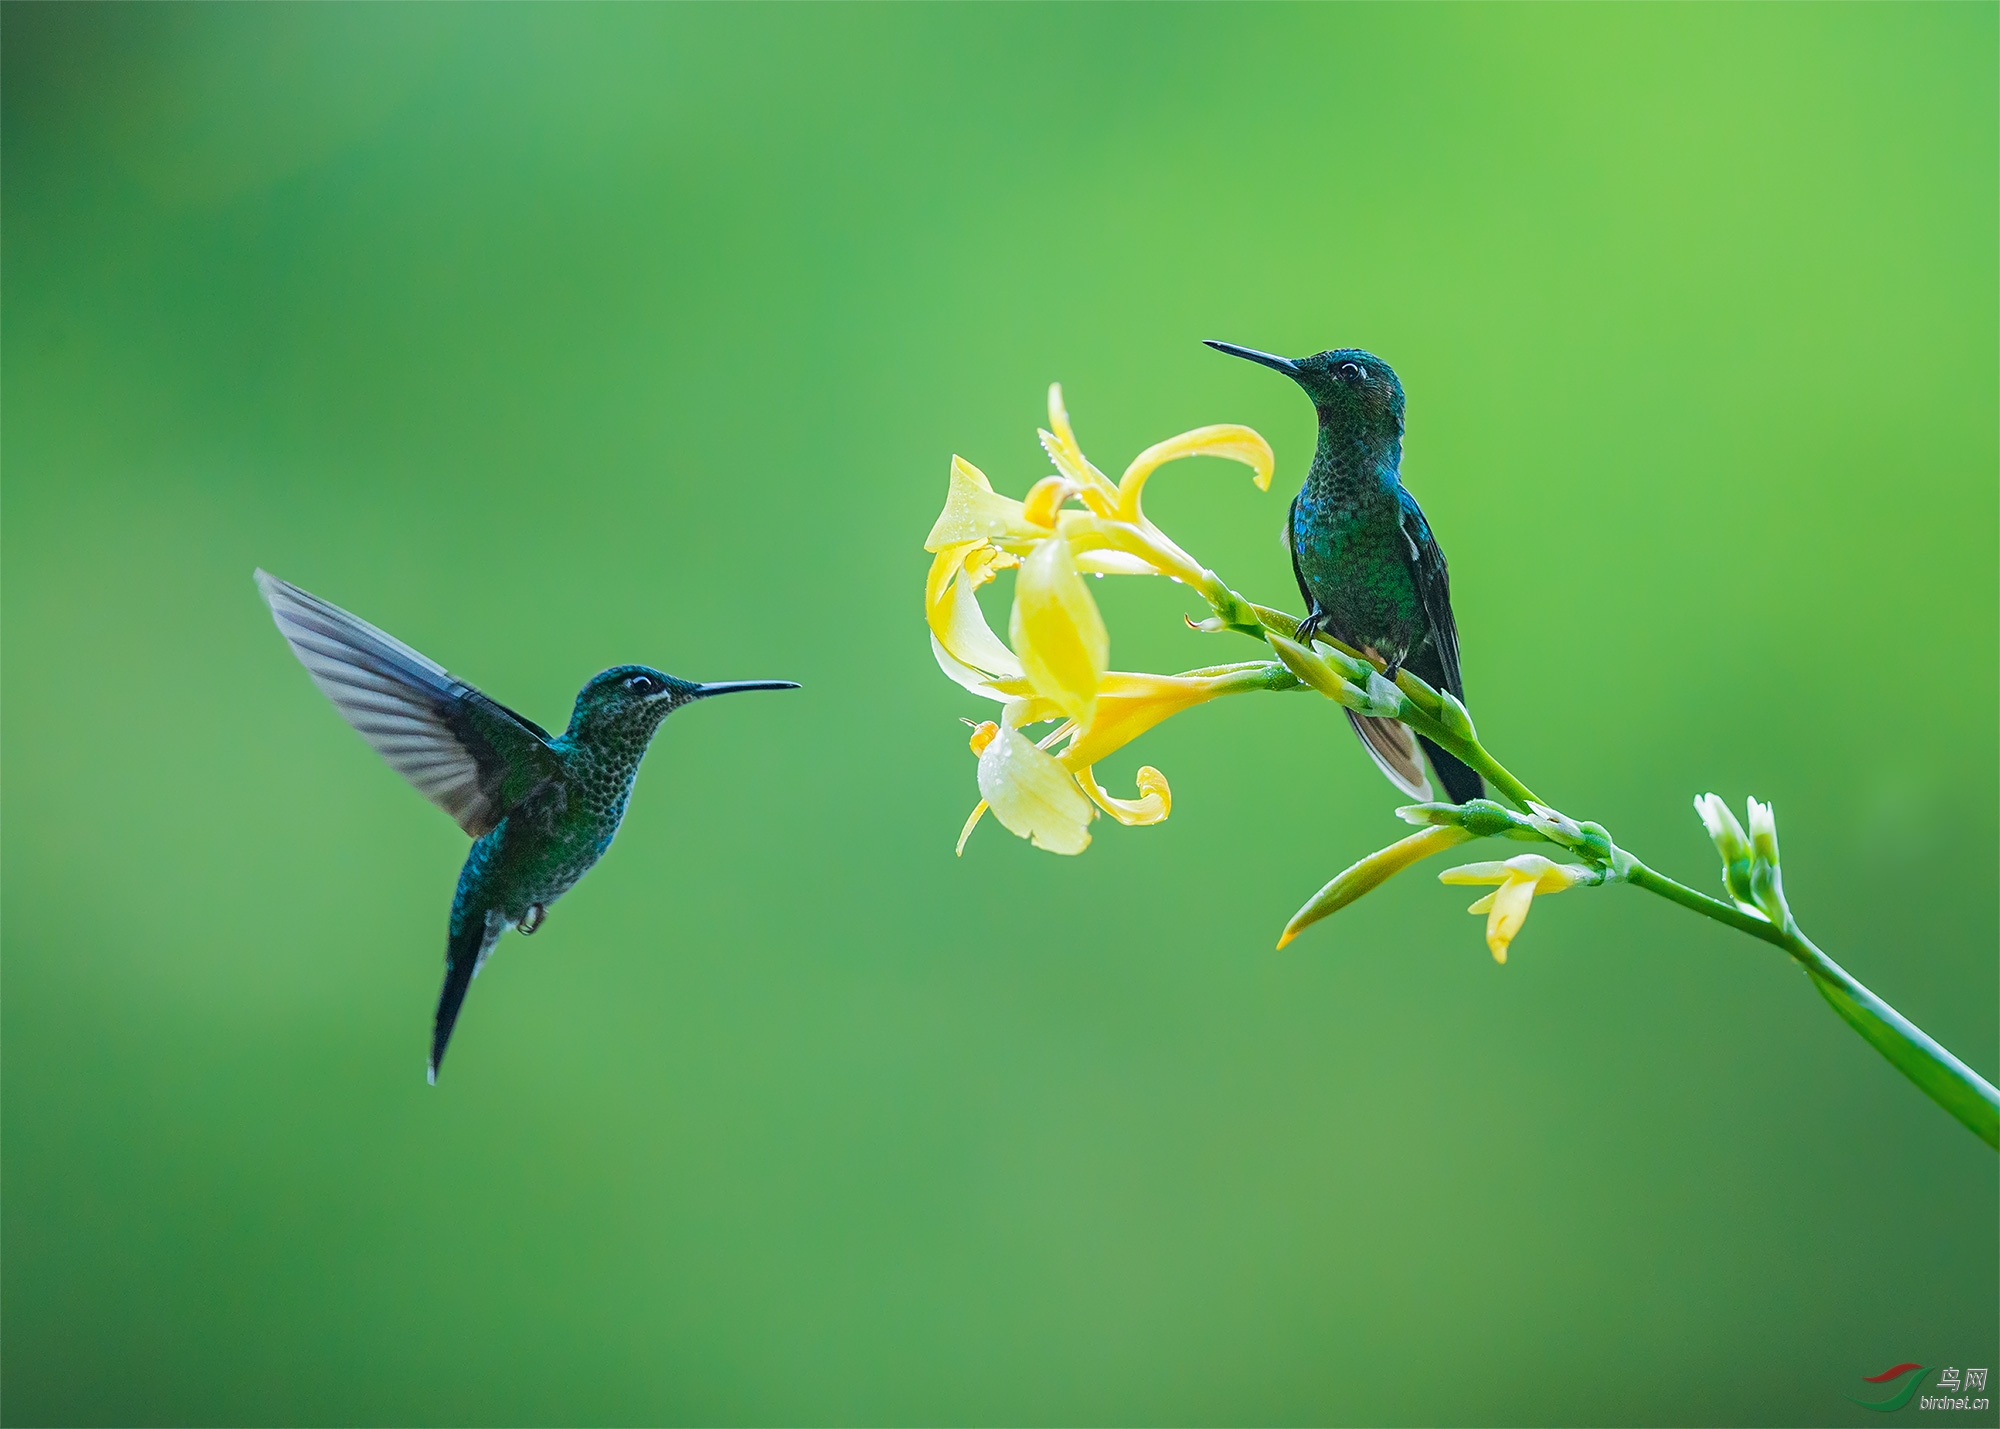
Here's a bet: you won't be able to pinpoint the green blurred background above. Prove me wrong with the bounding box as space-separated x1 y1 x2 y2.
4 5 1995 1424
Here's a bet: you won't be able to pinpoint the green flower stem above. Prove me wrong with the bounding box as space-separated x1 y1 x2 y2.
1198 572 1997 1145
1801 945 2000 1150
1244 599 1544 809
1624 861 2000 1149
1388 700 1543 812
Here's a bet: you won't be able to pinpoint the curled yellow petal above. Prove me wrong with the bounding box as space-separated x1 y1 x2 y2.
1021 475 1080 530
1010 533 1108 728
976 721 1094 855
1278 824 1476 949
925 541 1022 689
1078 764 1170 826
1481 873 1539 963
1117 424 1275 524
925 455 1046 551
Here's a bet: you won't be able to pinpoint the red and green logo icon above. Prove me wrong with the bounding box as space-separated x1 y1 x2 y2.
1848 1364 1931 1412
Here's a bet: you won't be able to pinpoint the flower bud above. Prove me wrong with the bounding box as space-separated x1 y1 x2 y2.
1695 793 1760 915
1267 632 1375 713
1436 689 1477 741
1398 798 1536 841
1525 801 1584 846
1315 643 1374 684
1358 672 1406 719
1694 793 1752 864
1746 797 1780 866
1278 825 1476 948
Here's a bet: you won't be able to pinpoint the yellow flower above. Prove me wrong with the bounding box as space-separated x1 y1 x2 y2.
926 383 1283 855
1438 854 1596 963
956 663 1288 855
1277 824 1476 949
927 383 1274 582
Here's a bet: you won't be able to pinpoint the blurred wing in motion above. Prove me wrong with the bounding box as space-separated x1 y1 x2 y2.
256 570 561 836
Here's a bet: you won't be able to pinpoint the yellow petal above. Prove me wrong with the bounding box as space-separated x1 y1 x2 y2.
1040 384 1120 514
1021 475 1082 530
1078 763 1171 826
1058 664 1293 770
1058 672 1211 769
955 800 990 856
1441 853 1589 896
1533 862 1592 895
1438 859 1516 886
924 455 1045 551
931 634 1009 700
976 721 1094 855
1046 383 1083 462
925 541 1023 685
1072 547 1159 577
1010 534 1108 727
1483 872 1540 963
1117 424 1275 523
1278 825 1477 949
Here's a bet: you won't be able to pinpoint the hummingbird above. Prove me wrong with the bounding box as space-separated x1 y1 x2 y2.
1204 341 1483 805
255 571 799 1082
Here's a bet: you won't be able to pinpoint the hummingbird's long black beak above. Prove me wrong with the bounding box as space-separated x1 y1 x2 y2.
689 680 801 699
1204 340 1301 377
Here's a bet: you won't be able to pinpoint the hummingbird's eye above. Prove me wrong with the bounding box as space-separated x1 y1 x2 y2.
1340 361 1366 382
625 674 654 694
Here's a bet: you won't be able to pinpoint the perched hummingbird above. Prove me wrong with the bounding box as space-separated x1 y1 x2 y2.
255 571 799 1082
1204 341 1483 805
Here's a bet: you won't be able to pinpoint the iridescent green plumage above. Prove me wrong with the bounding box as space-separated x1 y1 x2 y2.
257 572 797 1081
1205 342 1482 804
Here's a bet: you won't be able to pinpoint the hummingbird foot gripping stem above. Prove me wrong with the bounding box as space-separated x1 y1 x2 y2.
518 904 546 936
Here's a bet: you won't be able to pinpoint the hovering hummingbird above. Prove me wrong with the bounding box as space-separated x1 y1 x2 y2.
255 571 799 1082
1204 341 1483 805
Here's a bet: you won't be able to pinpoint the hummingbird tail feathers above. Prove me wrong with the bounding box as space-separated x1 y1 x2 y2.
1418 734 1485 806
430 910 502 1084
1345 711 1433 802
